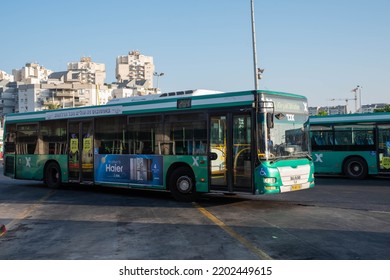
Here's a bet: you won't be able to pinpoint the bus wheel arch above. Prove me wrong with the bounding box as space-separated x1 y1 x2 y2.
343 156 368 179
167 163 197 201
44 160 62 188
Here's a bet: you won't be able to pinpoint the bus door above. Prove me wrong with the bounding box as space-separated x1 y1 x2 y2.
68 120 94 183
377 124 390 173
209 113 253 193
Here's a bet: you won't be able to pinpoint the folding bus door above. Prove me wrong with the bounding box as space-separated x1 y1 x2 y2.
68 120 94 183
209 113 253 193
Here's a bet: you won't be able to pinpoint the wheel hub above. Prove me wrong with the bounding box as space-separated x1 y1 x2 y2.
177 176 191 193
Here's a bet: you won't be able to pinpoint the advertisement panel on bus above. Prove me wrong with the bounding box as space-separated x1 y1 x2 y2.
94 154 163 186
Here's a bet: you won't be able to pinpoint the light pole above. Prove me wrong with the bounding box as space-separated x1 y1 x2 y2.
357 85 362 113
250 0 262 90
153 72 164 91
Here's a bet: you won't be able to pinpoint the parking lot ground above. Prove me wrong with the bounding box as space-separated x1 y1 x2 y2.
0 171 390 260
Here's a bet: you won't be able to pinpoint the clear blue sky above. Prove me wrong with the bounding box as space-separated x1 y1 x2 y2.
1 0 389 107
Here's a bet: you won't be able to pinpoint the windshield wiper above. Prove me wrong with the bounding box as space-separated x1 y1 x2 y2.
292 152 312 160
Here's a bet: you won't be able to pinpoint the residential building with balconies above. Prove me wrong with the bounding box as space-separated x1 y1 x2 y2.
12 63 52 84
115 50 155 95
0 70 14 82
67 57 106 86
11 58 110 112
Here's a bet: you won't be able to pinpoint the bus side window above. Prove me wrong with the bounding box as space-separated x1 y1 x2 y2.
312 133 325 145
4 128 16 154
354 136 364 145
128 115 162 155
96 116 127 154
164 113 207 155
16 124 38 155
40 120 67 155
311 125 333 148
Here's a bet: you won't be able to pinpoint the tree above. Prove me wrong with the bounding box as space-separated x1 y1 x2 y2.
317 110 328 116
46 103 61 110
374 105 390 112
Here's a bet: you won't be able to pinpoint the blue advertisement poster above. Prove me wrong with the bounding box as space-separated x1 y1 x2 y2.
94 154 163 186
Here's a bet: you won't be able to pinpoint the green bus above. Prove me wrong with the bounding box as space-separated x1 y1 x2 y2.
310 112 390 179
3 89 314 201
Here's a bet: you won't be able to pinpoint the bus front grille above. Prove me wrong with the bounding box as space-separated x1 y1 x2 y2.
277 165 310 185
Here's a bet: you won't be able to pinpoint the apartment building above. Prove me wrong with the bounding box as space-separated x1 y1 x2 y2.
116 50 155 94
360 103 387 113
17 76 112 113
12 63 52 84
309 105 347 116
5 58 111 113
0 70 14 82
67 57 106 85
0 80 18 115
1 51 158 114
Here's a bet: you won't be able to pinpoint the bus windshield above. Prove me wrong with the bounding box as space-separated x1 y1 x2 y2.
258 96 310 161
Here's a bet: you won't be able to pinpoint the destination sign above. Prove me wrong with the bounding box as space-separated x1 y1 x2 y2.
45 106 123 120
260 95 308 114
177 98 192 109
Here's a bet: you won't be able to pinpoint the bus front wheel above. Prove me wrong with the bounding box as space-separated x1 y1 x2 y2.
169 167 197 202
45 162 62 188
343 157 367 179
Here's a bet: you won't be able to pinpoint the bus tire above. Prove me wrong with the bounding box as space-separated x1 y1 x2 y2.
169 167 197 202
45 161 62 188
343 157 367 179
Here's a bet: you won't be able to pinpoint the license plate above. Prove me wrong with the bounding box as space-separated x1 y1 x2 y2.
292 184 301 191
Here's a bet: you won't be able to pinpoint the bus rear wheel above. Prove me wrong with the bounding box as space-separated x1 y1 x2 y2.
45 162 62 188
343 157 367 179
169 167 197 202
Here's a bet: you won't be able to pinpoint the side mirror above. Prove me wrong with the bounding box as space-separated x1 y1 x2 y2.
209 152 218 160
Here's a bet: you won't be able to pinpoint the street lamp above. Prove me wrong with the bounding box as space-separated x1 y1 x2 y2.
153 72 164 90
251 0 261 90
357 85 362 113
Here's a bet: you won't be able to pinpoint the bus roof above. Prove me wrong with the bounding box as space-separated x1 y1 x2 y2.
4 89 307 123
107 89 224 104
107 89 307 104
310 112 390 124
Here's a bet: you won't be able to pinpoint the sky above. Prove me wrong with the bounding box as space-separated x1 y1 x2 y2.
1 0 389 109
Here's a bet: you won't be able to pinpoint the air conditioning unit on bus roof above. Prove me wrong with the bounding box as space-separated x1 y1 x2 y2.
107 89 224 104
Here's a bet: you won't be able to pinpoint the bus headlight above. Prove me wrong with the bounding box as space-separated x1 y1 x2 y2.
263 177 276 184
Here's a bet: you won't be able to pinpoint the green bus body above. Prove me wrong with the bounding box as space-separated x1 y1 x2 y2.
3 89 314 200
310 112 390 179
